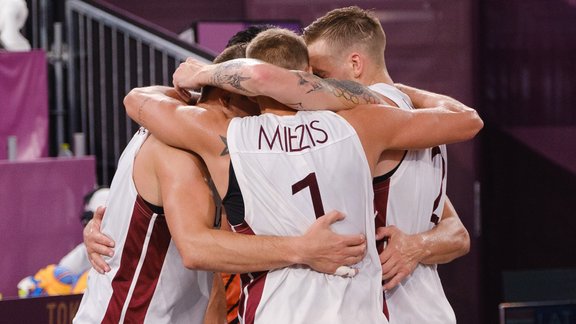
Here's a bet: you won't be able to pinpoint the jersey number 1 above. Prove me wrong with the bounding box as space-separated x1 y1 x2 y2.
292 172 325 218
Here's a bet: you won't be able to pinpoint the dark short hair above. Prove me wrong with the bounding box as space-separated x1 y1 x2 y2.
226 24 276 48
213 43 248 63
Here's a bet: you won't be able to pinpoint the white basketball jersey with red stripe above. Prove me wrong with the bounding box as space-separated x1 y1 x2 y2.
227 111 387 324
370 83 456 324
74 128 212 324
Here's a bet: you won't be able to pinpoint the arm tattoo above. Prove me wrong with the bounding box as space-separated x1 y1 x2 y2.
219 135 229 156
294 72 324 94
211 61 254 94
292 71 384 105
324 79 384 105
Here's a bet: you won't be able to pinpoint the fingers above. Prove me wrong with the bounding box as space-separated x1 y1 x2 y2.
93 206 106 221
89 253 111 274
83 215 114 275
86 225 115 249
342 253 364 266
340 232 366 247
85 229 113 274
89 235 115 256
320 210 345 224
376 225 397 239
383 271 407 291
379 243 392 264
175 86 192 103
381 259 399 281
341 244 366 265
84 213 115 248
375 226 387 241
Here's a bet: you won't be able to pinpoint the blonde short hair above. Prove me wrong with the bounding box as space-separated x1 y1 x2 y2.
303 6 386 66
246 28 309 71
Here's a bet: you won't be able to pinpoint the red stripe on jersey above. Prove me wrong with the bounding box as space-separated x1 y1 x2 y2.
242 273 268 324
125 200 171 322
373 178 391 320
230 221 255 235
230 221 268 324
102 195 170 323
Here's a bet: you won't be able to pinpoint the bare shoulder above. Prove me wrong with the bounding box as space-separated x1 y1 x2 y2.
149 134 207 181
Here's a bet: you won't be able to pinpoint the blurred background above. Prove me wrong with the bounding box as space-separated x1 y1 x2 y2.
1 0 575 323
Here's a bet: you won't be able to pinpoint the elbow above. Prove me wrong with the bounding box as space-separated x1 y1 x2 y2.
123 88 141 120
470 111 484 138
461 110 484 141
177 236 212 271
455 226 471 258
180 249 208 271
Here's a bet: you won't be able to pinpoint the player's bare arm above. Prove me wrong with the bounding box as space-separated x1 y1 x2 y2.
157 141 365 274
173 57 384 110
344 96 483 163
83 151 366 275
378 197 470 290
124 85 225 158
416 197 470 265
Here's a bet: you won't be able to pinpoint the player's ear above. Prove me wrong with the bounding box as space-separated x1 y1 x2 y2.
350 52 363 79
219 92 232 108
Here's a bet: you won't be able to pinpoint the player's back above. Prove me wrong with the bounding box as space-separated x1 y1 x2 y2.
226 111 387 324
369 83 455 324
74 128 211 324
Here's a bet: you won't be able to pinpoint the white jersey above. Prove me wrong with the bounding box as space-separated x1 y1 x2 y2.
74 128 212 324
370 83 456 324
227 111 387 324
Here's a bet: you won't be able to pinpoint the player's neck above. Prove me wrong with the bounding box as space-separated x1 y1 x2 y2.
258 97 296 116
361 62 394 86
365 70 393 86
197 101 230 117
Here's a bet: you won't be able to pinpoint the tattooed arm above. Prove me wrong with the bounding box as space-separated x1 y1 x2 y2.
173 58 384 110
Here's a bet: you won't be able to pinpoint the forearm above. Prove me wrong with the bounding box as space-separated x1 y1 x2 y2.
190 58 383 110
395 83 454 109
396 83 482 118
124 86 180 126
124 86 196 150
176 229 302 273
419 197 470 264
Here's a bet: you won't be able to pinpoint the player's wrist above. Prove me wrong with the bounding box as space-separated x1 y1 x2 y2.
415 232 432 262
286 236 307 265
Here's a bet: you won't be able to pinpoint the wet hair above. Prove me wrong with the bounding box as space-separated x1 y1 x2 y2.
303 6 386 66
246 28 309 71
226 24 276 48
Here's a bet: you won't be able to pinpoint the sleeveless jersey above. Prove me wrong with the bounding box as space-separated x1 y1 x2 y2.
370 83 456 324
226 111 387 324
74 128 212 324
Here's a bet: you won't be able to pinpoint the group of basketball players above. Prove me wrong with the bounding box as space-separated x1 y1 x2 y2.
75 6 483 324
